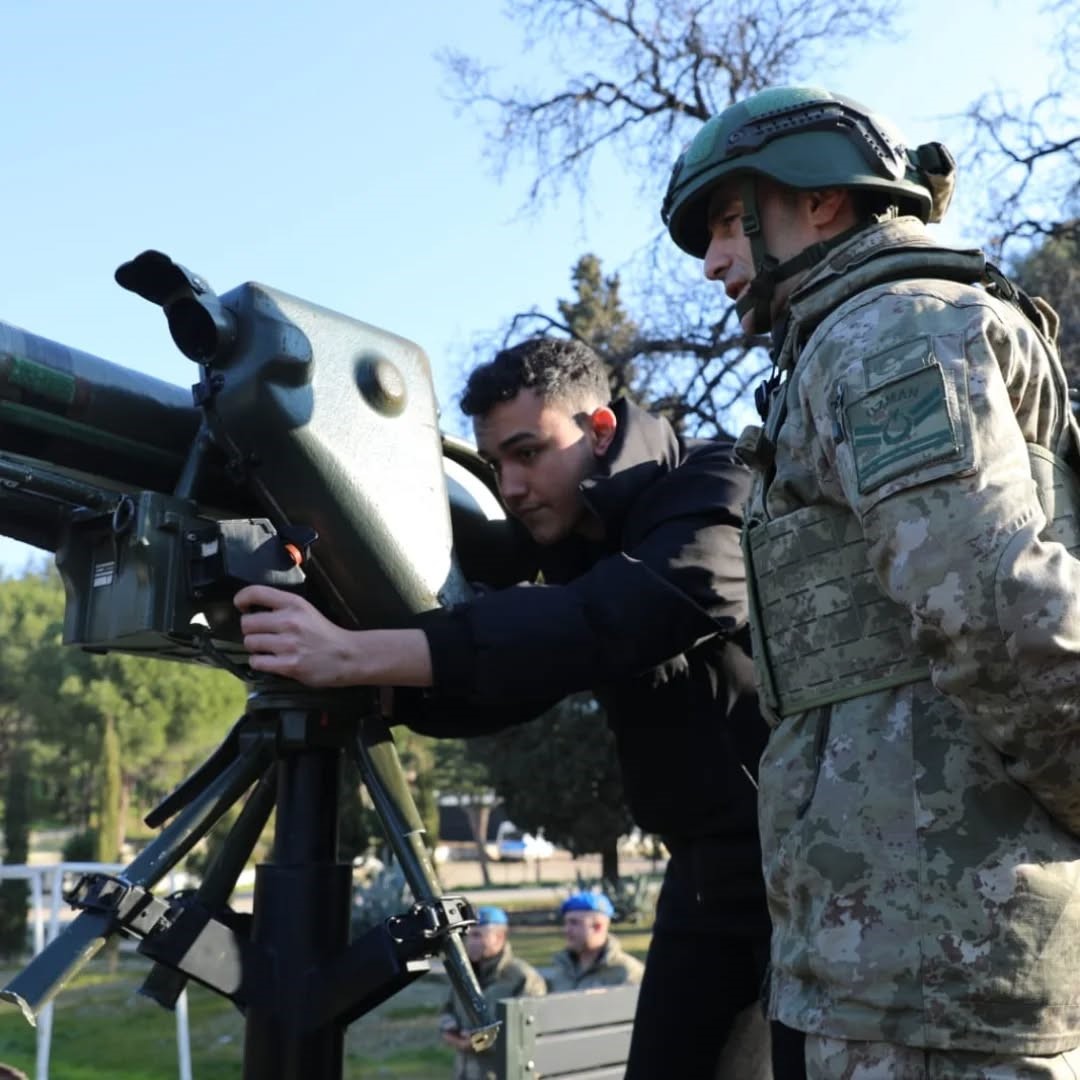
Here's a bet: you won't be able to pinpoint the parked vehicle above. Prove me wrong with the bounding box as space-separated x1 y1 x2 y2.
494 821 555 861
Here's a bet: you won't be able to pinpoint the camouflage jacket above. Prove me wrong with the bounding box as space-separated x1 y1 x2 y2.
745 217 1080 1054
546 932 645 993
438 944 546 1080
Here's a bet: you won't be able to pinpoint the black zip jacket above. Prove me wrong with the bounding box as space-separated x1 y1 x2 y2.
398 400 767 901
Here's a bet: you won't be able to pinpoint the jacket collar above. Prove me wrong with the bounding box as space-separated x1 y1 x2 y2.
474 943 514 986
533 399 680 583
579 398 681 537
785 216 986 337
556 936 617 976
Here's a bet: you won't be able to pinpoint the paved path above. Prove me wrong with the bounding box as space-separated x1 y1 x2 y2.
435 850 664 890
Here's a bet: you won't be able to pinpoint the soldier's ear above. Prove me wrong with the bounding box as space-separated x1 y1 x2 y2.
805 188 852 230
588 406 617 454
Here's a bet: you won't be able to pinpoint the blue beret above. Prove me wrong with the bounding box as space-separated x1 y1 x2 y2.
475 905 509 926
560 892 615 917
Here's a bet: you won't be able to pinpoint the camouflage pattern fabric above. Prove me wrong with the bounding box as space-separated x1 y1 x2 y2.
546 932 645 992
438 943 547 1080
804 1034 1080 1078
746 217 1080 1054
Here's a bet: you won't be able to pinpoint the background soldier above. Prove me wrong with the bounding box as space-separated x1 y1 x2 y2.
663 84 1080 1078
438 905 546 1080
546 891 644 992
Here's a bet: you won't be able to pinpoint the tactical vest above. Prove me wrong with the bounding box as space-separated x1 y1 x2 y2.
739 241 1078 724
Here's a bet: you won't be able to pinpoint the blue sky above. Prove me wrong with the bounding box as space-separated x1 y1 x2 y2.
0 0 1057 573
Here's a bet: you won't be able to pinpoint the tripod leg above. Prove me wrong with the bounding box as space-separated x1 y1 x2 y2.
242 735 353 1079
140 765 277 1009
144 714 246 828
353 717 499 1049
0 731 272 1024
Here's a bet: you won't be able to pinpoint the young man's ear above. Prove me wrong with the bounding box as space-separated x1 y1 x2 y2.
588 406 618 454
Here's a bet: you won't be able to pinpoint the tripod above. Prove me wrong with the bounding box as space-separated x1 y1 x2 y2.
0 679 498 1080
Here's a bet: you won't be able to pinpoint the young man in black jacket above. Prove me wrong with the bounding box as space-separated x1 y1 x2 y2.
235 338 789 1079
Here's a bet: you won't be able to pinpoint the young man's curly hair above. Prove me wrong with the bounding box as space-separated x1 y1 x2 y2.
460 337 611 418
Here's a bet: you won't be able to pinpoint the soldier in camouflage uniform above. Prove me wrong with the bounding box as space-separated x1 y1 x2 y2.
546 891 645 992
438 905 546 1080
663 86 1080 1078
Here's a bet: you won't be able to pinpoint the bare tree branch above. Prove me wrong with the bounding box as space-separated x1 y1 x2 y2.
960 0 1080 260
441 0 904 434
441 0 901 211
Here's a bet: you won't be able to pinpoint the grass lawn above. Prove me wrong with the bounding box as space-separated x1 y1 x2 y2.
0 921 653 1079
0 960 456 1080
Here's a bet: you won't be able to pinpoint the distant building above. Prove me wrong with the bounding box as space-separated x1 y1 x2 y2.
436 793 510 843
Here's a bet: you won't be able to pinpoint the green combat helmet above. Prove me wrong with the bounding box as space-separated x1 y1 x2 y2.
661 86 956 332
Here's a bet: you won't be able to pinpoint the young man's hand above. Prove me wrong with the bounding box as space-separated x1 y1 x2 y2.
235 586 355 686
234 585 434 689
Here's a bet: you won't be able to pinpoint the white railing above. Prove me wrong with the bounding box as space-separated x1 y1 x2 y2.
0 863 192 1080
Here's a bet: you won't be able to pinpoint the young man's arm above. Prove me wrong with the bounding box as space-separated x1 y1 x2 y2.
235 586 433 688
235 442 750 708
418 440 751 703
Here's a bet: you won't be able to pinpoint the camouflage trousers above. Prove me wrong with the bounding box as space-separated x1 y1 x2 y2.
804 1035 1080 1079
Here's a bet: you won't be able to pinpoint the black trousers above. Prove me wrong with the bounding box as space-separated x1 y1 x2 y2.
624 844 807 1080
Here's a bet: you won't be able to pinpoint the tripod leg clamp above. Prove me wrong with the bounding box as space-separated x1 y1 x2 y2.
384 895 476 954
64 873 176 939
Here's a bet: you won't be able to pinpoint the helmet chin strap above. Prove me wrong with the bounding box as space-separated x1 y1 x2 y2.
733 176 863 333
734 177 778 334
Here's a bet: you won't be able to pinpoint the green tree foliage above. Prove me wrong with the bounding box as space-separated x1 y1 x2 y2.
515 251 742 433
509 253 643 401
430 737 496 885
46 648 247 845
0 570 64 770
0 571 63 957
558 255 638 359
470 695 633 882
96 713 122 863
0 747 33 956
61 828 98 863
1011 230 1080 387
0 572 247 859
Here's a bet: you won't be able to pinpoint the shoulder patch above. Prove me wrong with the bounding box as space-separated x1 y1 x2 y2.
845 361 961 495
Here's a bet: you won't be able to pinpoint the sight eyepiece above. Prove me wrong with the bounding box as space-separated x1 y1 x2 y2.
115 249 236 364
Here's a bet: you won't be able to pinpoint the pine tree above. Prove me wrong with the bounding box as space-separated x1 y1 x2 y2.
0 746 32 957
469 695 634 883
95 712 122 863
